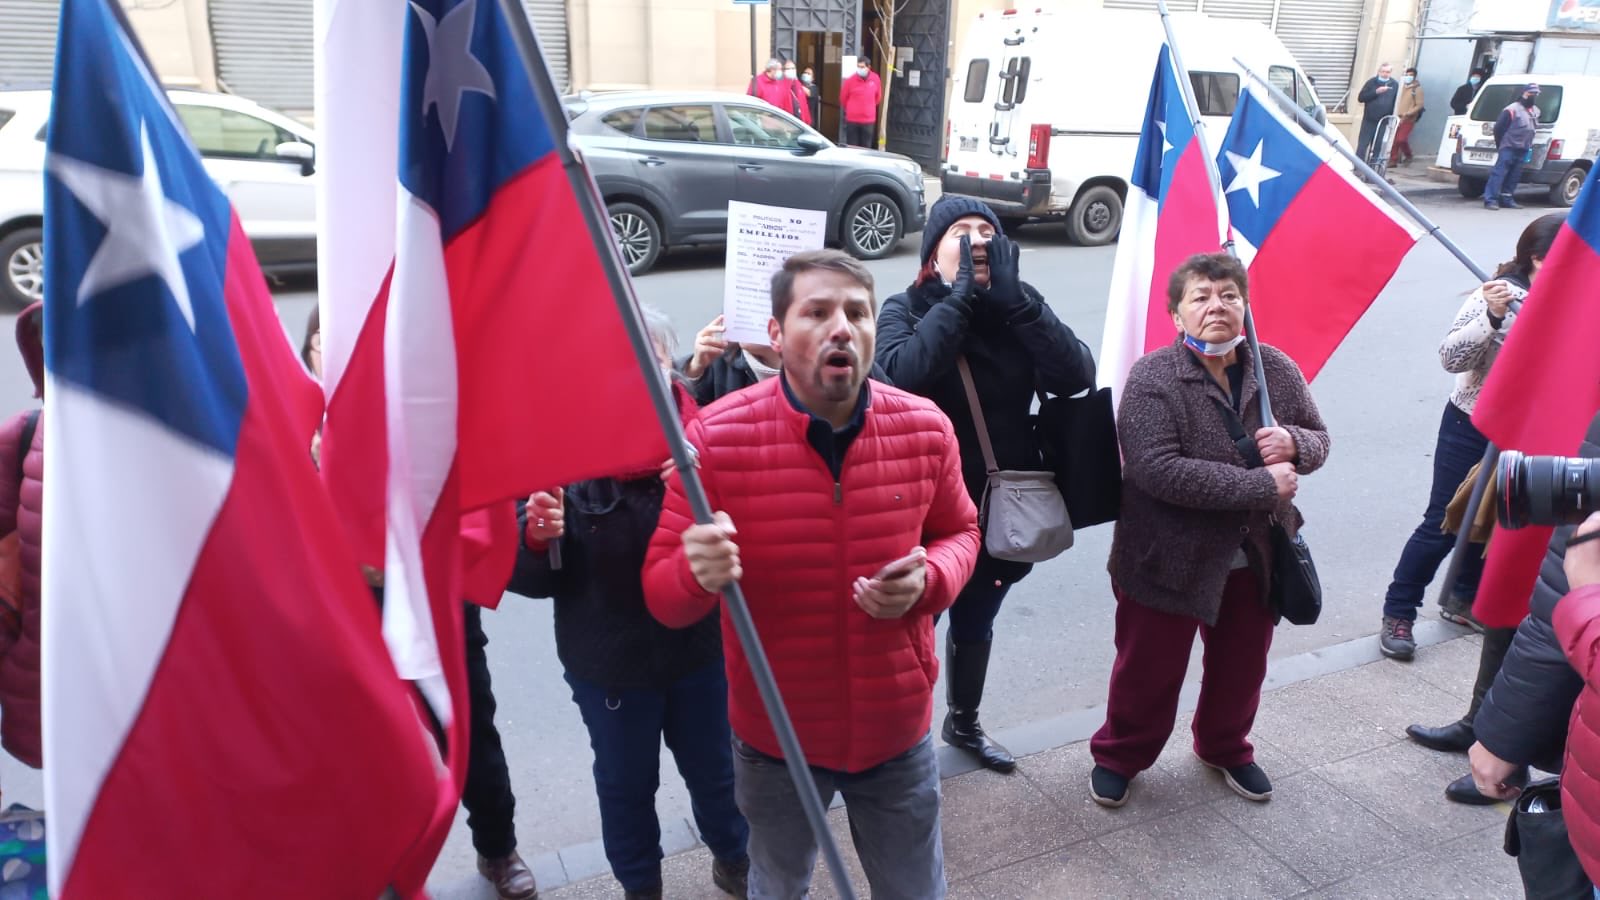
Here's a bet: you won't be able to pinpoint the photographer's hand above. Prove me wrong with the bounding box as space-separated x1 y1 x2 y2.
1565 512 1600 590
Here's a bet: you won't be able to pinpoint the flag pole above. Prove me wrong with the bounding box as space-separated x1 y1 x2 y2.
1232 56 1502 616
1231 58 1495 284
1156 0 1275 427
493 4 858 897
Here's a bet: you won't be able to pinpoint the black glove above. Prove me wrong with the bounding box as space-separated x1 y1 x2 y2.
984 235 1029 319
947 235 977 302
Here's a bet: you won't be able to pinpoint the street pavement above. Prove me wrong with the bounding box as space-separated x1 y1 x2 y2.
0 183 1556 897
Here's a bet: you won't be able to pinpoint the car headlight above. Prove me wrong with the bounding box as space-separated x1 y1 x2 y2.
895 159 921 182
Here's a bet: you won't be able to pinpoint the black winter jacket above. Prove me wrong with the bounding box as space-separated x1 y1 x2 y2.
677 346 890 407
877 278 1095 583
1358 76 1399 122
507 477 722 689
1472 412 1600 771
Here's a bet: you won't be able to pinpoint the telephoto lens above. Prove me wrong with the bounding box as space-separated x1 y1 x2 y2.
1497 451 1600 528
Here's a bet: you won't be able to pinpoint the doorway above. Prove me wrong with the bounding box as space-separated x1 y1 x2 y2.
797 31 845 142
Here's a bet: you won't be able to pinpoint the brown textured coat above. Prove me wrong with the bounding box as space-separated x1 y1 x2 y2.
1108 340 1330 625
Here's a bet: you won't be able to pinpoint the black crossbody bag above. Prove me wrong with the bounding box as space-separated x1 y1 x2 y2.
1209 396 1322 626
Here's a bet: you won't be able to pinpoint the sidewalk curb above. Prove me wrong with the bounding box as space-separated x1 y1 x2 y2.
435 619 1476 897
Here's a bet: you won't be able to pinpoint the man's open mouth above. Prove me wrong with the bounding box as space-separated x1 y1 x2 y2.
823 350 855 374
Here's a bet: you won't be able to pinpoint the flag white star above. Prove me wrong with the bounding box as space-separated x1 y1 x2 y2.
46 124 205 331
411 0 497 152
1224 138 1283 210
1156 118 1174 157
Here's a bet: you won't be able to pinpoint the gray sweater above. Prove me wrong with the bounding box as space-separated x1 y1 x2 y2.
1108 340 1331 625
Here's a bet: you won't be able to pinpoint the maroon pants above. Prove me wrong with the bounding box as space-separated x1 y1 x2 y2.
1090 568 1274 778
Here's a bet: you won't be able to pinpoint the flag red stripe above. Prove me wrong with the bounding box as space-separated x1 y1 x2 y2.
321 270 392 570
1144 144 1220 353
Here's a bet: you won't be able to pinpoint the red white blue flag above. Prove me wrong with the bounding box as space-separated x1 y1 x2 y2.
1470 176 1600 627
1216 87 1420 380
41 0 439 894
318 0 669 884
1101 45 1225 406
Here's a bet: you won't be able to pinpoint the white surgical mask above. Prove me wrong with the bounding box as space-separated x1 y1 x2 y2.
1403 75 1414 85
784 69 796 79
857 66 869 77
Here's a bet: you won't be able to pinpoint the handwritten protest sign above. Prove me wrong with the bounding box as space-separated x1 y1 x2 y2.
722 201 829 344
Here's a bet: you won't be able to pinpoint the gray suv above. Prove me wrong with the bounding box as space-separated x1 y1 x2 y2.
565 90 927 274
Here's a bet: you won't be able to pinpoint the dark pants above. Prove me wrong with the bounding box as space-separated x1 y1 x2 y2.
1357 117 1383 165
1383 401 1488 621
1091 568 1273 777
946 570 1012 644
734 734 944 900
1486 146 1527 201
461 603 518 859
566 662 749 893
845 121 875 148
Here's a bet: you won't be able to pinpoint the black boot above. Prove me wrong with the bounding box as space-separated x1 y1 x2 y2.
1404 626 1516 753
941 636 1017 773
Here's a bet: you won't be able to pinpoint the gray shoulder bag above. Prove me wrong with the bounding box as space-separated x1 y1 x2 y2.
957 357 1074 562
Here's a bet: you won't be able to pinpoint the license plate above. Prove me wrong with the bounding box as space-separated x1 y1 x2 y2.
1467 150 1496 163
960 136 978 151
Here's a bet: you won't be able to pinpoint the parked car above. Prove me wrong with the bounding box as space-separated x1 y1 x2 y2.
1438 73 1598 208
0 87 316 308
564 90 927 274
942 9 1330 245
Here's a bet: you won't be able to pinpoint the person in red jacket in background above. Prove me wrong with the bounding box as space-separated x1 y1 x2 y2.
1552 512 1600 889
0 302 44 773
644 249 980 900
840 58 882 148
748 57 812 125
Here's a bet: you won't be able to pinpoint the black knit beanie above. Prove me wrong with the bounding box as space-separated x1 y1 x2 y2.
919 196 1005 266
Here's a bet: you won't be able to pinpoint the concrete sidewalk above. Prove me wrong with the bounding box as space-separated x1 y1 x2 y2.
449 624 1529 900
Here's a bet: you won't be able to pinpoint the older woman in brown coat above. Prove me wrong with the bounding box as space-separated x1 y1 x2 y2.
1089 253 1330 808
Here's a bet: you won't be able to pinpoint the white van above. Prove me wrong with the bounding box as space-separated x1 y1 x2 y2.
1437 73 1600 207
941 9 1328 245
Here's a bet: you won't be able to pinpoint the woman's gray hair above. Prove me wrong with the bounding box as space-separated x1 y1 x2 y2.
640 304 678 359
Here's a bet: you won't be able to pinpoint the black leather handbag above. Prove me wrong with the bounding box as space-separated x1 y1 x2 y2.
1504 777 1594 899
1211 397 1323 626
1035 387 1122 528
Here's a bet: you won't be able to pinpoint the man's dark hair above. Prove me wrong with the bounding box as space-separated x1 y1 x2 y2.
1166 252 1249 314
771 249 876 322
1405 67 1417 76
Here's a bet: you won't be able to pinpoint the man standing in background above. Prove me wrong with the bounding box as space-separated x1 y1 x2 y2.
840 58 883 148
1390 67 1424 167
1356 62 1398 165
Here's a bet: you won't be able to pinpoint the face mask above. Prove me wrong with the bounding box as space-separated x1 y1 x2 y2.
857 67 869 78
784 70 796 80
801 74 813 84
1521 96 1537 108
1469 76 1481 86
1403 75 1414 84
1182 332 1246 357
1378 74 1390 83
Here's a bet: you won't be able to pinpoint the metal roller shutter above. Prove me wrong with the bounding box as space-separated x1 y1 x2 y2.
522 0 570 93
1274 0 1362 110
1200 0 1274 26
0 0 59 87
208 0 314 116
1103 0 1201 10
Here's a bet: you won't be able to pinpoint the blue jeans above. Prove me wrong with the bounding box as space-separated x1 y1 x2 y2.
1485 146 1527 202
566 662 749 892
733 734 945 900
945 567 1013 644
1383 401 1488 620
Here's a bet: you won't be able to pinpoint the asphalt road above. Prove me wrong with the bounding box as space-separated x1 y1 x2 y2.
0 192 1554 892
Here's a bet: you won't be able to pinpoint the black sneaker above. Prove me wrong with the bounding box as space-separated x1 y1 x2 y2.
1501 197 1522 209
1090 765 1131 808
1440 594 1485 633
712 856 749 899
1201 758 1273 801
1380 616 1416 660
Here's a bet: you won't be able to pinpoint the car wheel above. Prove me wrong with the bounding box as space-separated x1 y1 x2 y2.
1550 166 1586 208
842 193 903 260
0 228 44 310
1066 186 1122 246
607 202 662 276
1457 175 1486 199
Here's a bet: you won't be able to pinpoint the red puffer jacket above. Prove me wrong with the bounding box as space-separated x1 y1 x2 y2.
645 378 980 773
1556 582 1600 882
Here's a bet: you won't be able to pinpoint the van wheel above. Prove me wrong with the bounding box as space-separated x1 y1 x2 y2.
0 227 44 310
1066 186 1122 246
842 193 903 260
607 202 662 275
1550 166 1587 208
1457 176 1486 199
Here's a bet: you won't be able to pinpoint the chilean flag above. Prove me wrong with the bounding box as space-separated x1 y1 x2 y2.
319 0 670 883
41 0 440 895
1101 45 1225 406
1216 88 1420 380
1469 176 1600 627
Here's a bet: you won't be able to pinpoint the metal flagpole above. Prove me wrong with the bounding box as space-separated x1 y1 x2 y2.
1232 57 1503 617
494 3 858 896
1156 0 1274 427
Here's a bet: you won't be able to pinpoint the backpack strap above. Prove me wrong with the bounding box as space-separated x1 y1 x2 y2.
15 410 38 488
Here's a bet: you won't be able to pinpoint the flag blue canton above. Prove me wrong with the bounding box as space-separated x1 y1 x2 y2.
1216 91 1321 249
399 0 555 239
44 0 244 456
1131 46 1196 206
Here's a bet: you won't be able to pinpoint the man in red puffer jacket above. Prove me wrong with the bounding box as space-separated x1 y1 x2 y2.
0 302 44 770
1555 511 1600 886
839 59 882 148
645 249 979 900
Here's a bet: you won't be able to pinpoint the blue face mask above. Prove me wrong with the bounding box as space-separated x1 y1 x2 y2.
1182 332 1246 357
1403 75 1414 84
1469 76 1481 86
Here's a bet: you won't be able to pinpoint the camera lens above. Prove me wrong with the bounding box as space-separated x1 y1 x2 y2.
1497 450 1600 529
